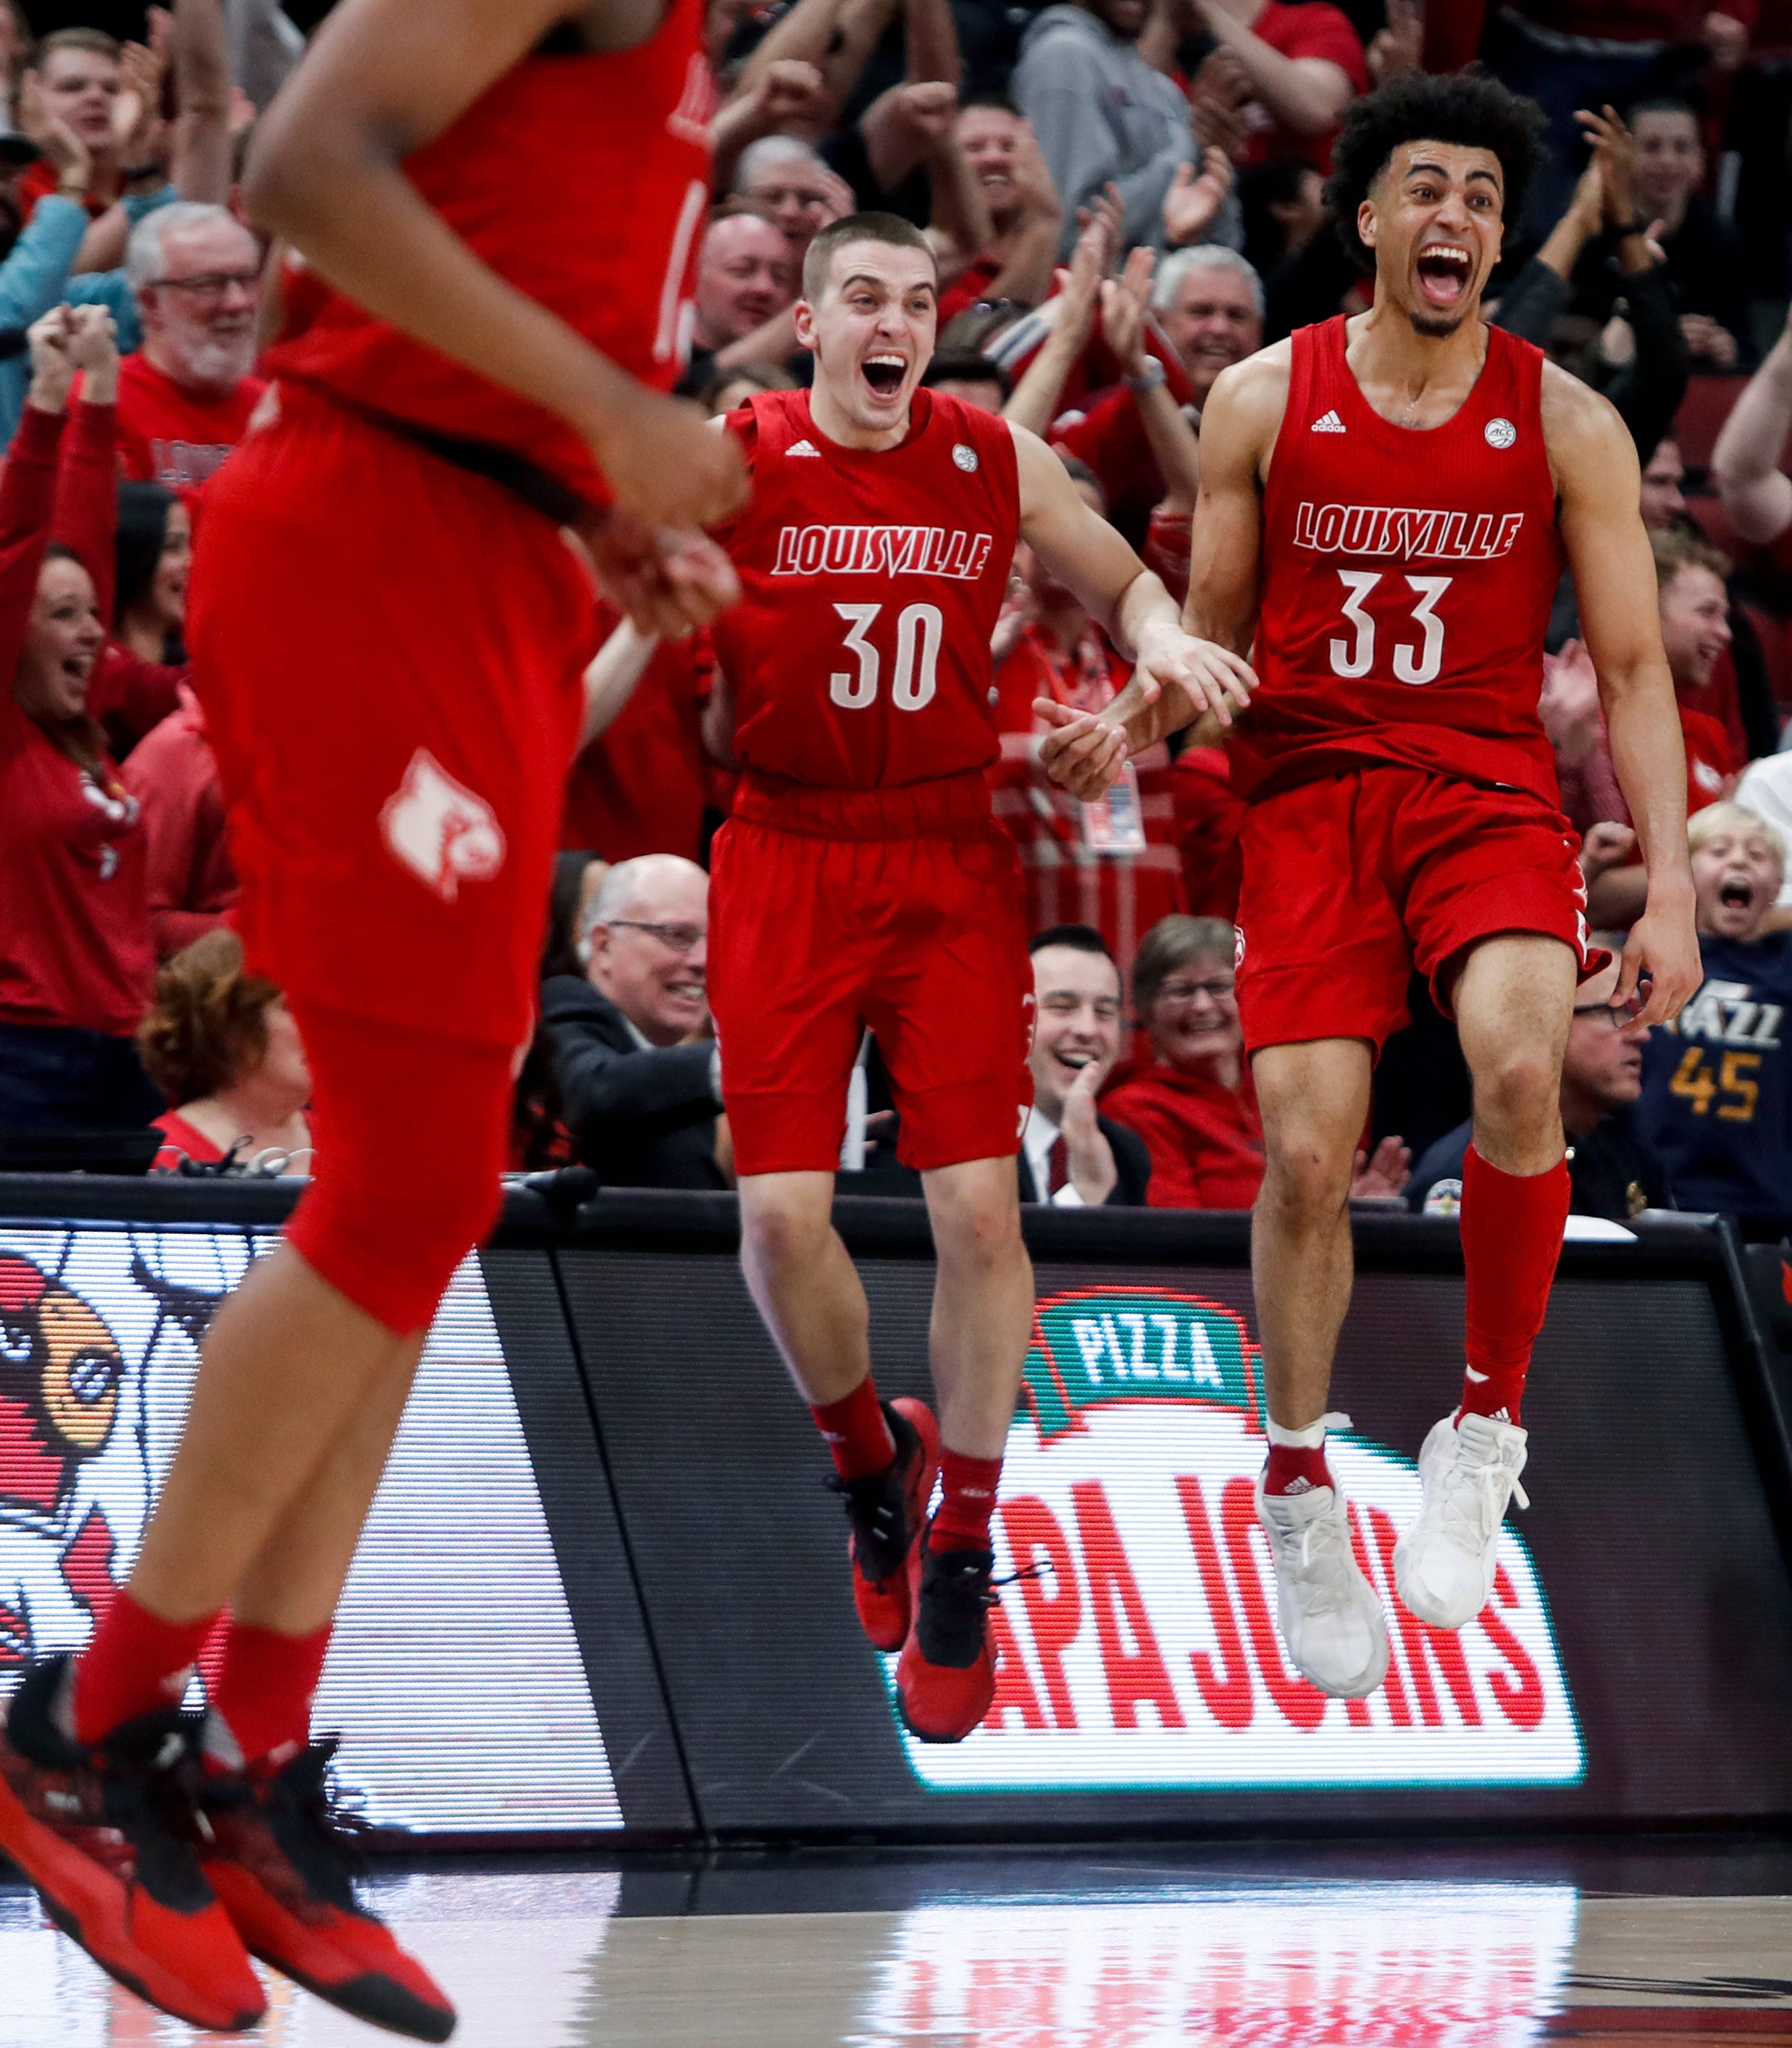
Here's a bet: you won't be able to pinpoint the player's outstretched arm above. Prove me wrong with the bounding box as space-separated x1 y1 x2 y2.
1012 419 1255 800
1550 364 1699 1035
243 0 746 534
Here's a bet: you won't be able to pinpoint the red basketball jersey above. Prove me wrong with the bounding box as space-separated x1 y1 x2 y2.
264 3 713 509
1237 315 1565 805
710 387 1021 789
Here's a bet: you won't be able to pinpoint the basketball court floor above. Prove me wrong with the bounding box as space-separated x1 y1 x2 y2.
4 1839 1791 2045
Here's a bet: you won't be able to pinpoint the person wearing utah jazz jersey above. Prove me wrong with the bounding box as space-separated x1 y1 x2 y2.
1036 74 1700 1704
1641 802 1792 1226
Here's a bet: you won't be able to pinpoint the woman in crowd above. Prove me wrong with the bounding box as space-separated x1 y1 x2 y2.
141 928 311 1172
113 480 190 666
0 303 167 1132
1104 915 1410 1209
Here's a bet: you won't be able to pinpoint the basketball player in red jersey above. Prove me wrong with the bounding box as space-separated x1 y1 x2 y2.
706 212 1253 1744
1041 72 1700 1701
0 1 745 2036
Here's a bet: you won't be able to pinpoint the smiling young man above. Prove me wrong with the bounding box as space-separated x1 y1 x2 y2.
1037 72 1699 1700
706 210 1249 1742
1021 924 1151 1206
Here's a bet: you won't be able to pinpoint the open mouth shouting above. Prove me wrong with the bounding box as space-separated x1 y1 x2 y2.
1415 241 1474 311
862 351 908 401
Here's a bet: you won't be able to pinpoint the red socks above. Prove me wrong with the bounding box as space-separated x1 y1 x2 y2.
1263 1413 1334 1497
931 1448 1003 1551
1459 1143 1570 1427
811 1376 896 1481
72 1591 220 1744
1263 1442 1333 1496
209 1621 333 1769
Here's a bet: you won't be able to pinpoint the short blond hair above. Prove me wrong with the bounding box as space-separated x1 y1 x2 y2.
1689 800 1787 874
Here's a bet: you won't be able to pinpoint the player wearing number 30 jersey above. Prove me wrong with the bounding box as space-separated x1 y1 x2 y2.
706 211 1251 1746
1041 74 1701 1708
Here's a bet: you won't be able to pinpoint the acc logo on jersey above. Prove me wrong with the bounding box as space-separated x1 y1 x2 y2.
380 750 507 904
952 443 979 474
1484 417 1517 450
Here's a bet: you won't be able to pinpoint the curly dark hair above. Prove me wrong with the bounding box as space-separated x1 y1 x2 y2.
138 928 282 1105
1323 70 1548 274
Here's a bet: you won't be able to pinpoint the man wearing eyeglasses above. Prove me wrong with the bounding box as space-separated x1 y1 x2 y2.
541 852 728 1190
1407 951 1672 1225
115 201 265 495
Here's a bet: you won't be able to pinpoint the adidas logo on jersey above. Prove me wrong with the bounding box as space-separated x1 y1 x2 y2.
787 439 822 457
1310 410 1346 433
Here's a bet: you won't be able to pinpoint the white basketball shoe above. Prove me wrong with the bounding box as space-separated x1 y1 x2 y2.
1254 1447 1390 1700
1393 1409 1530 1629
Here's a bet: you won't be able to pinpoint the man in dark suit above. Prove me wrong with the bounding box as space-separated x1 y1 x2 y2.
543 854 728 1190
1021 926 1152 1206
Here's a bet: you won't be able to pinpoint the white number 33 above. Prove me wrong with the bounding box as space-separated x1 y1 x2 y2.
1328 571 1452 687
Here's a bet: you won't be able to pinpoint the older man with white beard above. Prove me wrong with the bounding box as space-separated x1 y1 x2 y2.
117 202 266 495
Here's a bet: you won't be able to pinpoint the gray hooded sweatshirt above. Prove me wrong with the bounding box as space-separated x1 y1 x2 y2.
1013 3 1194 259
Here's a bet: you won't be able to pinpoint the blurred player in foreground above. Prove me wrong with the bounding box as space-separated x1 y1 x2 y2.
0 0 744 2036
1040 73 1698 1701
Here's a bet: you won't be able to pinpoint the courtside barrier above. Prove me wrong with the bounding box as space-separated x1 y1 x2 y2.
2 1178 1790 1845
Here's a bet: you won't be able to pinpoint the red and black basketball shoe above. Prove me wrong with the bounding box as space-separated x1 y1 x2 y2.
895 1527 997 1743
827 1396 940 1653
0 1656 265 2031
197 1735 456 2041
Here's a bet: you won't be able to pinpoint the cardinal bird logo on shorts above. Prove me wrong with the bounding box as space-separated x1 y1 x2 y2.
380 750 508 904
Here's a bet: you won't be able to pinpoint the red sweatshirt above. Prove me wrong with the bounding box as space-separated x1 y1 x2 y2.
120 692 237 957
1100 1056 1265 1209
0 403 155 1035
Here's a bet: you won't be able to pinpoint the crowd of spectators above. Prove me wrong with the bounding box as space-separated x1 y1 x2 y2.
2 0 1792 1241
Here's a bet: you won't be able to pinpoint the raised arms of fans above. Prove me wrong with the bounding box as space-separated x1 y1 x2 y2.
170 0 236 204
241 0 745 532
1712 309 1792 546
578 617 660 751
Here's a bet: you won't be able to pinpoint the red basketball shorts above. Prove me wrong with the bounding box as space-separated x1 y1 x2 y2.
188 384 598 1331
1236 764 1599 1057
708 771 1034 1176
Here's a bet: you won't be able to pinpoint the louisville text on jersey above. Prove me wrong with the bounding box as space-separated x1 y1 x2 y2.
1293 502 1528 562
771 524 997 580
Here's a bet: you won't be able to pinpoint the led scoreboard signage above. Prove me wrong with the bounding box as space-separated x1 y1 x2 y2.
885 1288 1583 1792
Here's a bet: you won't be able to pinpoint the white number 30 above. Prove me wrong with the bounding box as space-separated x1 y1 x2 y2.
1327 571 1452 687
829 602 943 711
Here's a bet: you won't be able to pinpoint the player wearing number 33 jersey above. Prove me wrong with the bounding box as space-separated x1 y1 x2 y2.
1037 75 1701 1711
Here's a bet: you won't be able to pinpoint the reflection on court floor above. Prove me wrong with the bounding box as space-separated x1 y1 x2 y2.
1 1866 1789 2047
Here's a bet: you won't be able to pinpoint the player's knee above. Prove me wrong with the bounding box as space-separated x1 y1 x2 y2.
1473 1040 1560 1136
1259 1125 1354 1221
291 1164 501 1337
931 1191 1022 1275
739 1185 834 1279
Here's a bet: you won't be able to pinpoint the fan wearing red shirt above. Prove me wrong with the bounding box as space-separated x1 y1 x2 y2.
0 0 746 2038
115 204 267 494
1194 0 1368 175
706 211 1250 1746
0 309 166 1134
1041 74 1699 1702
